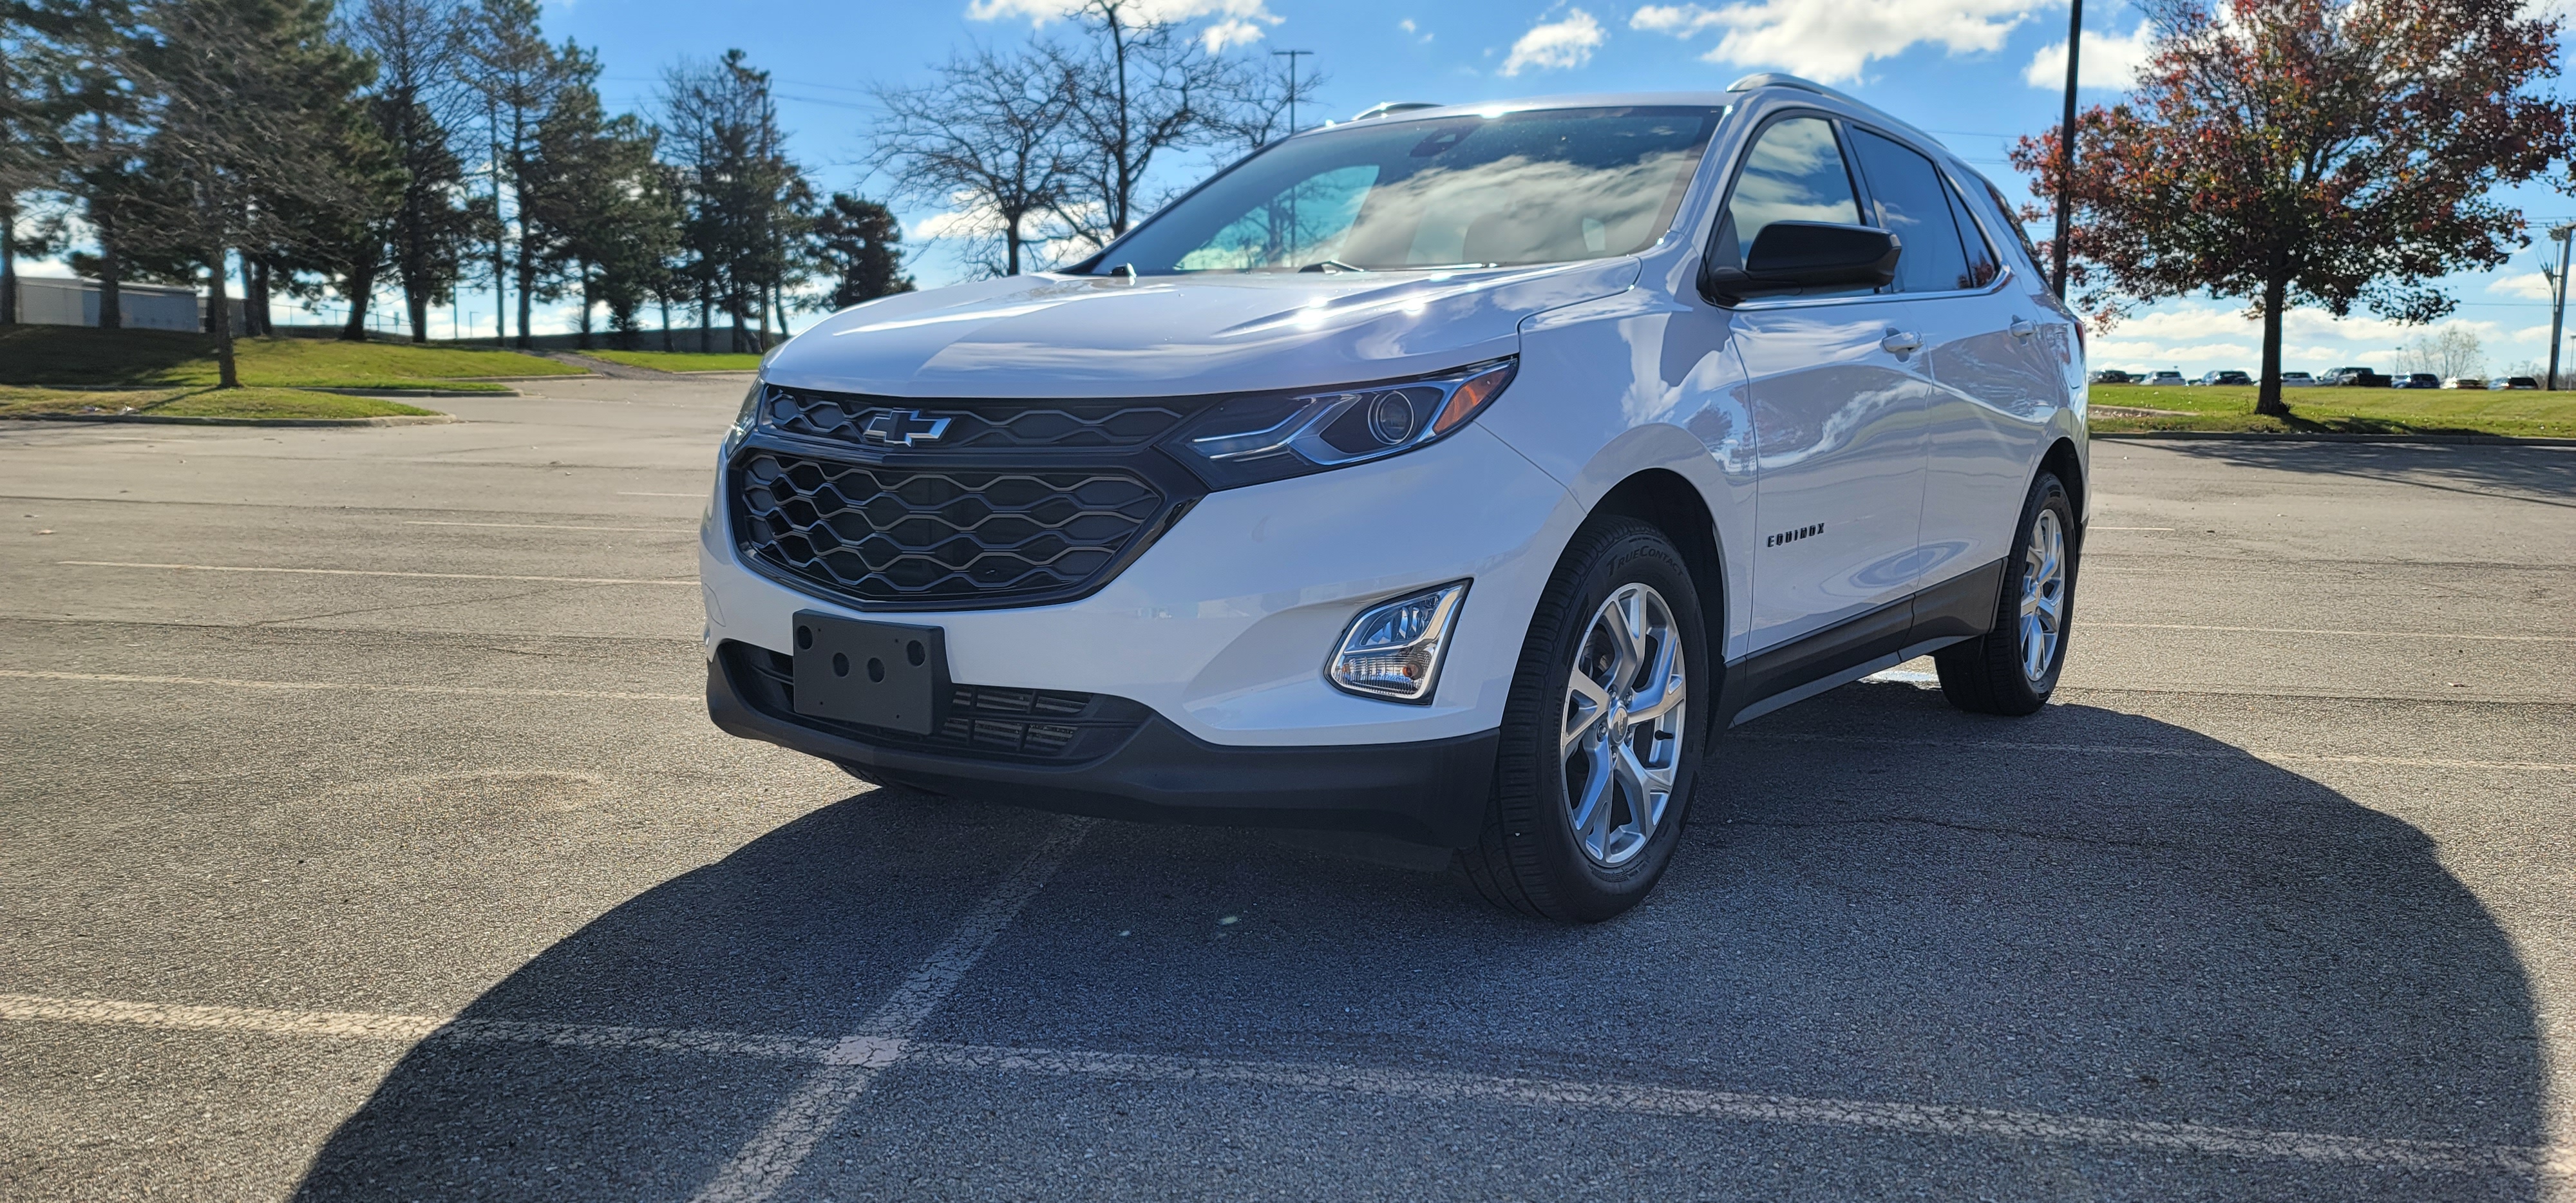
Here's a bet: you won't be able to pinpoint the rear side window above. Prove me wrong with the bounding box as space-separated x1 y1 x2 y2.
1978 177 2047 275
1945 177 2000 287
1849 128 1973 293
1719 116 1861 269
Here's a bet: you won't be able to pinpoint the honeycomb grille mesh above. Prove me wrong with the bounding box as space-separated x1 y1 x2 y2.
761 385 1189 450
734 450 1166 606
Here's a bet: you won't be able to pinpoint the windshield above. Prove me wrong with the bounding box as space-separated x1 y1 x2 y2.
1094 106 1723 276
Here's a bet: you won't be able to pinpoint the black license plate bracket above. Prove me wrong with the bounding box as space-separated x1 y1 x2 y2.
790 612 949 735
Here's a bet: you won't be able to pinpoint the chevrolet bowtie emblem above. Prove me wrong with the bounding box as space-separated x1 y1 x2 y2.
862 410 954 447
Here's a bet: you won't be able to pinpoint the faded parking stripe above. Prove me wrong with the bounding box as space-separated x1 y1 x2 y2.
3 990 2559 1178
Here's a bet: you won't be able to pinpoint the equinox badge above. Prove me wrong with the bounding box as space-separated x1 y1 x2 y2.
863 410 954 447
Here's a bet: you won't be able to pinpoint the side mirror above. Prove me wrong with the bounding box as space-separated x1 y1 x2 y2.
1703 222 1901 303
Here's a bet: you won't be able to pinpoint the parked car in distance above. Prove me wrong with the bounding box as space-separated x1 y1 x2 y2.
2147 370 2185 386
2088 369 2135 384
2445 377 2486 390
2279 371 2318 386
2395 373 2441 389
2192 370 2253 386
2492 376 2540 390
2325 366 2389 386
698 80 2091 921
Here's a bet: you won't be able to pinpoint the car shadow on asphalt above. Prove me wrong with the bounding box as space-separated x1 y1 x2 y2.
289 681 2545 1201
2146 439 2576 509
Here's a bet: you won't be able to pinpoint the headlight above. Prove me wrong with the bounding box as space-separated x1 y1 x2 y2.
1164 359 1516 489
1329 581 1468 703
721 379 763 460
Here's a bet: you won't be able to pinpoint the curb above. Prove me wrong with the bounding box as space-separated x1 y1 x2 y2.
301 386 518 398
1 413 459 428
2094 430 2576 448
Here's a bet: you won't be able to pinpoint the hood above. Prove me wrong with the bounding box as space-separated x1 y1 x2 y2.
761 259 1642 398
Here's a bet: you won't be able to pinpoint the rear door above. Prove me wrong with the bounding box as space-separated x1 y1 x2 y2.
1848 131 2065 602
1721 113 1933 652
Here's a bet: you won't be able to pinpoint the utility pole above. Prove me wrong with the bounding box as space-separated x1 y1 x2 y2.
1273 49 1313 136
2050 0 2083 298
2548 222 2574 389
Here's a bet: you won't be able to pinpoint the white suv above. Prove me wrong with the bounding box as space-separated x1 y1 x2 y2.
701 77 2088 920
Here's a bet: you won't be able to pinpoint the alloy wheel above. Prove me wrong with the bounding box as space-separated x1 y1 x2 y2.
2019 509 2067 681
1560 582 1687 867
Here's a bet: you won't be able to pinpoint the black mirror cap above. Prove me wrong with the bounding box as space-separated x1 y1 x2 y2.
1703 222 1901 303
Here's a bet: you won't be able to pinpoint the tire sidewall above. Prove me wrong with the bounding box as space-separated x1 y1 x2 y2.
1518 526 1710 920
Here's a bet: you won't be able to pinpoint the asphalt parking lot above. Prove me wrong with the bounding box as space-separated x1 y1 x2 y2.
3 375 2571 1201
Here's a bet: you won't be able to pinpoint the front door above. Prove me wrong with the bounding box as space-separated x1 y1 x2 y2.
1719 114 1932 652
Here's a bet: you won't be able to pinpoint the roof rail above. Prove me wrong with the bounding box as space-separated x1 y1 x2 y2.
1723 73 1946 149
1351 101 1443 121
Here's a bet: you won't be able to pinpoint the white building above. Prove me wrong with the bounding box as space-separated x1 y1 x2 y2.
7 276 220 332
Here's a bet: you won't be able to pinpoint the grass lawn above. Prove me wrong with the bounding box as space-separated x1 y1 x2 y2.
581 348 766 372
0 326 583 390
0 385 441 421
2090 383 2576 439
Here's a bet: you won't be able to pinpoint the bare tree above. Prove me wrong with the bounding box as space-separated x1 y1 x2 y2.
1044 0 1241 251
871 44 1072 277
1206 52 1328 157
2396 326 2486 380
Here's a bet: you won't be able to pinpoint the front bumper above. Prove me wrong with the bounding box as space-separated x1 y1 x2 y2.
699 422 1582 747
708 642 1499 847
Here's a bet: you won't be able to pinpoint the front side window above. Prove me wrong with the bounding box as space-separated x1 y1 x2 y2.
1717 116 1862 269
1848 127 1974 293
1096 106 1722 274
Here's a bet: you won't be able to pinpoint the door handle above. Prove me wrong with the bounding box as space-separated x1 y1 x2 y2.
1881 330 1923 354
2009 317 2037 340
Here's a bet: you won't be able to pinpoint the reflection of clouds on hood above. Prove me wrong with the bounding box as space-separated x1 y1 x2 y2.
1340 149 1702 267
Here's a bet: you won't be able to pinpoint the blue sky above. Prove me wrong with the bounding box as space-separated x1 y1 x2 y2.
43 0 2576 375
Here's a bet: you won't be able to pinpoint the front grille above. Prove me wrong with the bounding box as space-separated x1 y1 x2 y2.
724 643 1147 764
760 384 1190 450
734 450 1168 607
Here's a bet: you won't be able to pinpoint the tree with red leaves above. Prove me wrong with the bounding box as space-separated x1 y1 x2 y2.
2013 0 2568 415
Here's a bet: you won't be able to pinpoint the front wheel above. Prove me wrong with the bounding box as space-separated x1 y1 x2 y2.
1935 471 2077 715
1461 518 1708 922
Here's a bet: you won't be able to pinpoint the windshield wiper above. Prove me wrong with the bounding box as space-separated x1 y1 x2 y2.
1298 260 1367 273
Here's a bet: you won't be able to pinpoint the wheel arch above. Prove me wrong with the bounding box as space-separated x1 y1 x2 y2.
2040 436 2087 537
1585 468 1728 701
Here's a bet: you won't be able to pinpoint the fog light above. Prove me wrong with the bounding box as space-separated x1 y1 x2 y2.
1329 582 1468 703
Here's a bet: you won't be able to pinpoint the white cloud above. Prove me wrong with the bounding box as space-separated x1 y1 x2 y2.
1399 17 1432 41
1200 17 1265 50
2023 23 2155 90
1627 0 2033 84
1502 8 1606 75
2487 271 2556 300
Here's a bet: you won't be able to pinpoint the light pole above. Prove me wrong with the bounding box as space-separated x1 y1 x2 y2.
2547 222 2573 389
2050 0 2083 298
1273 49 1314 135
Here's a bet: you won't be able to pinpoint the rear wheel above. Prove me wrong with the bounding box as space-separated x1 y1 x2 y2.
1462 519 1707 922
1935 472 2076 715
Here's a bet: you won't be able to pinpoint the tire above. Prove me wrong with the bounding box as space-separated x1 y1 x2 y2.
1461 518 1709 922
1935 471 2077 716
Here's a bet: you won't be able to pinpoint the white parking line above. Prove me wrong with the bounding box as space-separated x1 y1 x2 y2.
402 520 695 534
2089 526 2175 531
0 669 695 703
1741 731 2576 773
57 561 694 585
1 989 2558 1177
690 817 1096 1203
618 491 705 497
2092 621 2576 643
